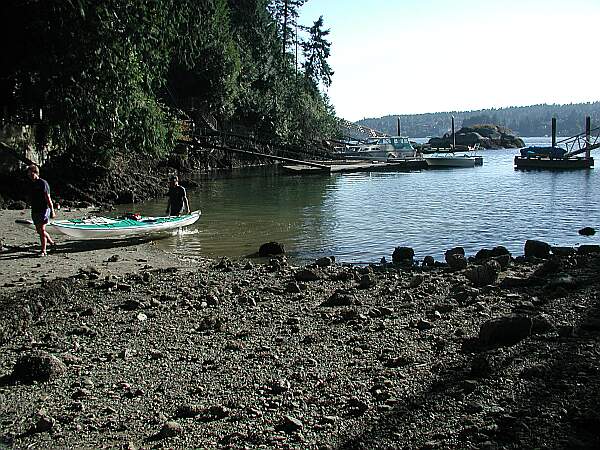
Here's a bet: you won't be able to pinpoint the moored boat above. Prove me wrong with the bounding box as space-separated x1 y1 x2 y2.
336 136 418 161
423 153 483 168
16 210 201 239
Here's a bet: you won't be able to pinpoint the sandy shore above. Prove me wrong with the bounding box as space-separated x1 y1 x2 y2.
0 208 197 292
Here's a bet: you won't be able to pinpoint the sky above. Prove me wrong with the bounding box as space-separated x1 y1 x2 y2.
298 0 600 121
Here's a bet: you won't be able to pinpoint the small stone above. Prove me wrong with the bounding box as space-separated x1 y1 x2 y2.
121 299 142 311
409 275 424 288
175 404 202 418
276 415 303 433
158 421 183 438
315 256 335 267
359 273 376 289
71 388 90 399
416 319 434 331
295 268 320 282
270 378 291 394
34 414 55 433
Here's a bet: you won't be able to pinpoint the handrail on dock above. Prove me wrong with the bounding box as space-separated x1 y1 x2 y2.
562 124 600 158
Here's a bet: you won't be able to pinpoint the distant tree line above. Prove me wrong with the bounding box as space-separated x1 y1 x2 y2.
358 102 600 138
0 0 337 163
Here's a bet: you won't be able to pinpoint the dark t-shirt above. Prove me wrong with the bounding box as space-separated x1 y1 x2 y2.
167 185 186 215
30 178 50 213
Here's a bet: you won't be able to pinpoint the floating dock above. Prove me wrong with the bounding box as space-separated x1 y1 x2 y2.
281 158 427 174
515 117 598 171
514 156 594 170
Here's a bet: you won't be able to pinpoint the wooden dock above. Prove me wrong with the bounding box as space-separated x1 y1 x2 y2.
281 158 427 174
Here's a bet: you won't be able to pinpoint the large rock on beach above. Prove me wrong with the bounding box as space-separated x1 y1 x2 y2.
467 260 501 287
258 241 285 257
474 246 510 261
479 315 532 347
578 245 600 255
392 246 414 265
445 247 467 270
12 351 67 383
524 240 551 259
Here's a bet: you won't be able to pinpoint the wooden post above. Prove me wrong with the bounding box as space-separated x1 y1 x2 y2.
586 116 591 159
397 117 401 136
552 117 557 148
451 115 455 150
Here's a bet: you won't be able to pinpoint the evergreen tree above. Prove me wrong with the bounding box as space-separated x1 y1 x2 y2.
301 16 334 88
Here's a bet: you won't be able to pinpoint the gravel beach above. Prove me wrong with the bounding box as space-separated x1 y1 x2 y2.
1 209 600 449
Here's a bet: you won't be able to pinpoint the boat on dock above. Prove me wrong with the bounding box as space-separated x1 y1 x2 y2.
335 136 418 161
514 117 598 170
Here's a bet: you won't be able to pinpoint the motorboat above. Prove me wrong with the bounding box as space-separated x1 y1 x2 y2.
16 210 201 239
424 152 483 168
336 136 418 161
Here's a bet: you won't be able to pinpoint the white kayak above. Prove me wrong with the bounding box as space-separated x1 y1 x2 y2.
16 210 201 239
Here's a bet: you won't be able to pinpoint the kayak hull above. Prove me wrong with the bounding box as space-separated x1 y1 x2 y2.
16 211 201 239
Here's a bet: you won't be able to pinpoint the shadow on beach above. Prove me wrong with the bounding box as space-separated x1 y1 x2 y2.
0 237 156 261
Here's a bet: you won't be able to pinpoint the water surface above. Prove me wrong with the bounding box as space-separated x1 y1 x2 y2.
117 138 600 263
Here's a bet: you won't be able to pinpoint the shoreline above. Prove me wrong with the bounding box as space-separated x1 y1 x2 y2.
0 208 203 293
1 207 600 448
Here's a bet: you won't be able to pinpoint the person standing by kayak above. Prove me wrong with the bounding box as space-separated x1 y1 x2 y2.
27 164 56 256
165 175 190 216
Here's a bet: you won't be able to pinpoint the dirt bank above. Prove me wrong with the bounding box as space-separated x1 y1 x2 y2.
1 224 599 448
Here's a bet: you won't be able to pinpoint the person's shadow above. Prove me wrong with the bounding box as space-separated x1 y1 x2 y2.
0 237 157 261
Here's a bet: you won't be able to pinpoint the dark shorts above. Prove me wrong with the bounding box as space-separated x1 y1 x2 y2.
32 209 50 225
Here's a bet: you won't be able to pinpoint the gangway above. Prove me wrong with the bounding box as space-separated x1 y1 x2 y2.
562 124 600 158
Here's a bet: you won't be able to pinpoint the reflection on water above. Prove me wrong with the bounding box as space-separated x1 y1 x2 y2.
115 141 599 264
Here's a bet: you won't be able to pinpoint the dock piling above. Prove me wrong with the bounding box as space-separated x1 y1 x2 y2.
586 116 591 159
552 117 557 148
451 115 455 150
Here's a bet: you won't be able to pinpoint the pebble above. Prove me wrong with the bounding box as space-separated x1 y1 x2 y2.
158 420 183 438
276 415 304 433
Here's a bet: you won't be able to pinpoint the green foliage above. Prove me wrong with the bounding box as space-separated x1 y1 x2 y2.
301 16 334 88
0 0 338 163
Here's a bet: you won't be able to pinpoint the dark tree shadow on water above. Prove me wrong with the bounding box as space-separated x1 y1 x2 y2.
338 262 600 449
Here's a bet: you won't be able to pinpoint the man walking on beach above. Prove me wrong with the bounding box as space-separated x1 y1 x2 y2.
27 164 56 256
165 175 190 216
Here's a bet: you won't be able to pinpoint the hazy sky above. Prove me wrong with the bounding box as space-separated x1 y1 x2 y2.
299 0 600 121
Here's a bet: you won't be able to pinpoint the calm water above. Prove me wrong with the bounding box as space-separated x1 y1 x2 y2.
116 138 600 263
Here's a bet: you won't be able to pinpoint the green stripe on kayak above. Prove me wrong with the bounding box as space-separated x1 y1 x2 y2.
56 214 196 230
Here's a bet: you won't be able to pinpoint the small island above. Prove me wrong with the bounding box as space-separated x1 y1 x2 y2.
428 124 525 149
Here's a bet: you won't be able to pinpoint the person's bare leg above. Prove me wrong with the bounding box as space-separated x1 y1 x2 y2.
36 223 47 255
44 230 55 246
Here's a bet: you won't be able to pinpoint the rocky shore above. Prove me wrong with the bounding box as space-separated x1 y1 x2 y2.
1 211 600 449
